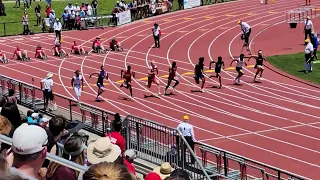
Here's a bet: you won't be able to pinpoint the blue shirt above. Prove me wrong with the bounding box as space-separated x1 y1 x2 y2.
312 36 318 49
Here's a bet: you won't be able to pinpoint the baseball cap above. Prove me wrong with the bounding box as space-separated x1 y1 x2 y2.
12 123 48 155
124 149 136 159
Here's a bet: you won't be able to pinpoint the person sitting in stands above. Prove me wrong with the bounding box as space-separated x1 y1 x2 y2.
109 38 123 51
52 41 68 57
92 37 106 53
0 50 8 63
0 0 6 16
35 45 47 60
71 41 87 55
13 46 29 61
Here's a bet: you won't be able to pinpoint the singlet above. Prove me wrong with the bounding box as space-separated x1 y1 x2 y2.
123 70 132 81
236 58 244 68
195 63 204 75
97 70 106 84
73 75 83 88
36 48 42 53
72 45 79 50
168 67 177 79
95 40 101 46
0 51 3 56
215 61 224 70
256 55 263 66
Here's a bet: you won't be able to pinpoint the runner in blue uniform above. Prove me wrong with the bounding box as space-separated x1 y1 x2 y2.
89 65 109 101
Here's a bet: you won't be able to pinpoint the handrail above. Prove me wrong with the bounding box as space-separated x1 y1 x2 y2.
0 134 88 173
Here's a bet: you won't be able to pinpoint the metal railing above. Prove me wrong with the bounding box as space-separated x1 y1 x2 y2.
0 134 88 173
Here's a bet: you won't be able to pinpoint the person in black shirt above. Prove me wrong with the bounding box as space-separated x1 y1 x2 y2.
34 3 41 26
209 56 225 88
248 50 266 82
91 0 98 16
194 57 205 92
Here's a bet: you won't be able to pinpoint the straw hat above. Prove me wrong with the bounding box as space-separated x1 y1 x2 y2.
305 39 310 43
87 137 121 165
153 162 174 179
307 16 310 19
46 72 53 79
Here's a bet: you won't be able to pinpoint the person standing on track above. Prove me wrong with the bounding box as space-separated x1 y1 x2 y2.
194 57 205 92
164 61 179 95
40 72 57 111
146 61 161 95
0 50 8 63
209 56 225 88
53 18 62 43
311 32 318 59
238 20 251 47
71 70 84 105
89 65 109 101
177 115 196 164
248 50 267 82
120 65 135 98
304 39 314 73
304 16 313 45
230 54 247 84
152 23 161 48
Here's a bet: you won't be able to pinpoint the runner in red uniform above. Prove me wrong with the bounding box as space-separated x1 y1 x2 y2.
120 65 135 98
13 46 29 61
35 45 47 60
146 61 161 95
0 50 8 63
71 41 87 55
109 38 123 51
164 61 179 95
92 37 106 53
52 41 68 57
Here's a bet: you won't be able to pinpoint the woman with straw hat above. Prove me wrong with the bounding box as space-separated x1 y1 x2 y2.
152 162 174 179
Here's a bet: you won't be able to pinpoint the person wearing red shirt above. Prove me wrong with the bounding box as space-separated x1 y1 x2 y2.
71 41 87 55
35 45 47 60
164 61 179 94
0 50 8 63
146 61 161 95
105 114 125 153
13 46 29 61
123 149 137 176
109 38 123 51
52 40 68 57
120 66 135 98
92 37 106 53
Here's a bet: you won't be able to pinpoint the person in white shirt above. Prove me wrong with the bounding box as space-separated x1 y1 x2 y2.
304 16 313 45
230 54 248 84
177 115 196 164
54 18 62 43
304 39 314 72
40 72 57 111
65 2 73 13
238 20 251 46
71 70 84 104
86 3 92 16
152 23 161 48
73 3 80 16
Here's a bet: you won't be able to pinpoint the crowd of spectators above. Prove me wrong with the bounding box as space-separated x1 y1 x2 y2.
0 92 192 180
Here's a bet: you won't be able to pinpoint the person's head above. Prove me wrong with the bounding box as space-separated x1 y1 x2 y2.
8 89 14 97
307 16 310 20
56 18 59 22
100 65 104 71
199 57 204 64
183 115 189 122
26 110 33 118
49 115 67 137
68 2 72 6
64 9 67 13
217 56 222 62
127 65 131 71
258 50 262 56
239 54 245 60
12 124 48 175
1 102 21 129
0 96 5 108
83 162 134 180
75 70 80 77
167 169 191 180
305 39 310 44
153 162 174 179
172 61 176 68
86 137 121 165
237 20 242 25
46 72 53 79
24 11 27 15
112 38 116 43
154 23 158 27
124 149 136 163
0 115 11 136
16 46 20 50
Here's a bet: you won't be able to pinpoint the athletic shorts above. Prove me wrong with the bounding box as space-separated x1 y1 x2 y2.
74 87 82 97
236 67 242 72
97 83 104 89
215 68 221 74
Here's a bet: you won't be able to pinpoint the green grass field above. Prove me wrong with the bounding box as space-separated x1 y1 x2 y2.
267 53 320 85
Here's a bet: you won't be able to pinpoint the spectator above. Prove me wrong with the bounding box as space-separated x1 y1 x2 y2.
48 115 68 156
10 123 48 179
123 149 136 175
86 3 92 16
15 0 20 8
167 169 191 180
6 89 17 105
26 110 36 124
145 172 162 180
65 2 73 14
46 0 51 7
73 3 80 16
62 10 69 29
22 12 29 35
0 96 6 111
311 32 318 59
105 113 125 154
75 15 82 30
91 0 98 16
80 3 87 15
164 145 177 167
153 162 174 179
83 162 134 180
86 137 121 165
23 0 28 9
49 10 56 32
45 5 51 18
68 10 76 30
47 135 86 179
0 115 12 154
0 0 6 16
35 3 41 26
1 102 22 136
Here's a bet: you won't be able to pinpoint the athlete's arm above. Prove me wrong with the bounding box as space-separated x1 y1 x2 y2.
120 70 124 78
81 77 84 90
209 61 215 69
132 72 135 78
105 73 109 80
222 62 225 70
230 59 237 66
89 73 98 78
71 78 74 88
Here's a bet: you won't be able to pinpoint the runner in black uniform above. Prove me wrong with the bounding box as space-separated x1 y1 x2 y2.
209 56 225 88
194 57 205 92
89 65 109 101
248 50 266 82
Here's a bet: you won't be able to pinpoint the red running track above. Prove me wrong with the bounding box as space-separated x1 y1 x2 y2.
1 0 320 178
